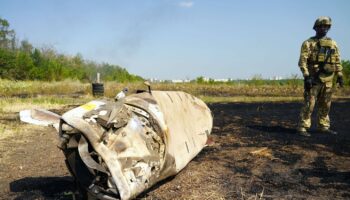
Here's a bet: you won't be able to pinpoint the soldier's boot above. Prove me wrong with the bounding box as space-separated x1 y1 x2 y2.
297 127 311 137
318 127 337 135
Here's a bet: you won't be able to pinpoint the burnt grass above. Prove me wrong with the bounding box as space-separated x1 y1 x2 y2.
0 100 350 199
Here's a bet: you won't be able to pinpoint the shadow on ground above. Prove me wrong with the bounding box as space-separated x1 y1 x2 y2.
10 176 74 200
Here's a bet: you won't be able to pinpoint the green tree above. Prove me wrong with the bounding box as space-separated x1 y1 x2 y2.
342 60 350 86
0 17 143 82
196 76 205 84
250 74 264 85
0 48 16 79
11 51 34 80
20 40 33 53
0 17 16 50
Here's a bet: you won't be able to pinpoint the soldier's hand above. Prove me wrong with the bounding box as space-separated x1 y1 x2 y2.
304 76 313 90
337 76 344 88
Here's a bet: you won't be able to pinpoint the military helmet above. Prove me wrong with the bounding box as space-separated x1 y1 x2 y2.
313 16 332 29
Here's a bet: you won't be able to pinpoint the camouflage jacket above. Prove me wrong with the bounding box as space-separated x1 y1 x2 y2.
298 36 342 84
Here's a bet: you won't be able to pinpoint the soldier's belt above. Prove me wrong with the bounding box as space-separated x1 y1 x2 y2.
308 62 339 65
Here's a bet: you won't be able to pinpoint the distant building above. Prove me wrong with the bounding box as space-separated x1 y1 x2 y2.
269 76 283 80
213 78 229 82
171 79 190 83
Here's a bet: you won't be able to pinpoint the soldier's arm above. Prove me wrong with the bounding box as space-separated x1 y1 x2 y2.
333 41 343 77
298 41 310 77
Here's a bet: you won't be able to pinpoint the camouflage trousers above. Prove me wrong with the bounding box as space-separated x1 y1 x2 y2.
298 82 333 129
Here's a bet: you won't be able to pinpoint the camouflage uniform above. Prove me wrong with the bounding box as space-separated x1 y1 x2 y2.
298 17 342 131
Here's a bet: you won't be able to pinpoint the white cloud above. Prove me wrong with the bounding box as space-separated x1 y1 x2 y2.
179 1 194 8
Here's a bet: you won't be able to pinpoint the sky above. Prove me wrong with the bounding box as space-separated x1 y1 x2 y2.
1 0 349 80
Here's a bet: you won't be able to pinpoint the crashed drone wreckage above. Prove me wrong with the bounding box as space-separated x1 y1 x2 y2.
20 83 213 200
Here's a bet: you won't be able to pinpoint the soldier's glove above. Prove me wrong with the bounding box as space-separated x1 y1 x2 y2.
304 76 313 90
337 76 344 88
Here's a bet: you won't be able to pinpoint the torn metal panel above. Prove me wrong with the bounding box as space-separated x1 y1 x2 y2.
20 90 212 200
19 109 60 127
151 91 212 172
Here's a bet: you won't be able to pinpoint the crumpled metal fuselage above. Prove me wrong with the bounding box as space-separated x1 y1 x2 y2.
21 91 212 200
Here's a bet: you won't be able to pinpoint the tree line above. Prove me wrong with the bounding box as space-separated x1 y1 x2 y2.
0 17 143 82
1 17 349 85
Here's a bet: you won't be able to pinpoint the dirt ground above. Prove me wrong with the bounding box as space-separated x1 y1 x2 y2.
0 100 350 200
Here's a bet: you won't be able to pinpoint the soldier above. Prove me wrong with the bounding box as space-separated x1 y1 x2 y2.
297 16 344 136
